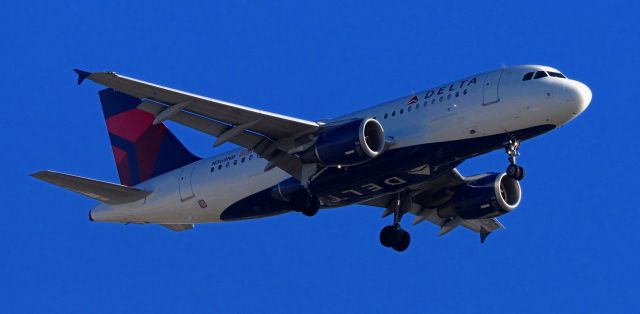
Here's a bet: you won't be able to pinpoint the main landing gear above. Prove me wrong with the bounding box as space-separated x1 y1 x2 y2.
505 137 525 181
290 190 320 217
379 195 411 252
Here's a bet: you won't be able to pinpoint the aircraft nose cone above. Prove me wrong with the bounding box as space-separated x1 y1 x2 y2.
564 80 592 116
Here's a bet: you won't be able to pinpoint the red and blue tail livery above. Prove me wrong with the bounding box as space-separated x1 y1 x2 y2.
98 88 199 186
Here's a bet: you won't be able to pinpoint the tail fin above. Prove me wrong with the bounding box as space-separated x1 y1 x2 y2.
98 88 200 186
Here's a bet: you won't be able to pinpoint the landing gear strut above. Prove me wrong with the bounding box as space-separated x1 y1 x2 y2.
379 194 411 252
505 137 525 181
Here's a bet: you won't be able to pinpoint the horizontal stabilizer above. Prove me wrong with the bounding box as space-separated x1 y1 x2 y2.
160 224 194 232
31 170 150 205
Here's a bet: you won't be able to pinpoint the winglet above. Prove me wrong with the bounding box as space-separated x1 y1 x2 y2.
73 68 91 85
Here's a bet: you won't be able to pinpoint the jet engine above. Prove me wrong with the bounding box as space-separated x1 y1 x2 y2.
299 118 385 167
437 173 521 220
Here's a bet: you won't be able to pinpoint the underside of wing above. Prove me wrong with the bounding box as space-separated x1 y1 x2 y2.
360 168 507 243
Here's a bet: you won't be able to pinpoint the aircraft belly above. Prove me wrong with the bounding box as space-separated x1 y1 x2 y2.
218 124 554 220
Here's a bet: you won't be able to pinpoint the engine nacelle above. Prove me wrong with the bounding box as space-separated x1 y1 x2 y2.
300 118 385 167
438 173 521 220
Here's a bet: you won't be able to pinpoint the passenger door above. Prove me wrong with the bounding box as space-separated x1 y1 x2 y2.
178 163 196 201
482 70 503 105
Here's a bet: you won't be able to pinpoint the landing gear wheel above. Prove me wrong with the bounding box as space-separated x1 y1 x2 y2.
505 137 525 181
379 192 412 252
391 229 411 252
506 164 525 181
300 202 320 217
379 225 402 248
515 165 525 181
301 196 320 217
291 191 320 217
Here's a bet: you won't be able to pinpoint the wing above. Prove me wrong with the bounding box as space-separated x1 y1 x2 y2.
31 170 150 205
360 169 504 243
75 69 321 179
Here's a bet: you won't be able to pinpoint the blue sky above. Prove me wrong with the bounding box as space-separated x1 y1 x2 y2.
2 1 639 313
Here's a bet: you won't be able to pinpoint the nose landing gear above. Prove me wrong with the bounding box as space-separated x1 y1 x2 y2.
379 194 411 252
505 138 525 181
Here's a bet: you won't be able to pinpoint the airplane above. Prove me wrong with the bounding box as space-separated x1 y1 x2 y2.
31 65 591 251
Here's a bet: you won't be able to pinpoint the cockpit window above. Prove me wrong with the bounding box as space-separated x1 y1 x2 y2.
522 72 534 81
534 71 548 79
548 71 567 78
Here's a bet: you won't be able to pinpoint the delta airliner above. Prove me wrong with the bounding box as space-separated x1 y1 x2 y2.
32 65 591 251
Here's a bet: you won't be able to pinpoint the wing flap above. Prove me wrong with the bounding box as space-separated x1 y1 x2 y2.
31 170 150 205
137 100 263 148
137 99 306 179
460 218 504 233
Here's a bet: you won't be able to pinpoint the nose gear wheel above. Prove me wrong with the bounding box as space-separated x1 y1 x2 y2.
505 137 525 181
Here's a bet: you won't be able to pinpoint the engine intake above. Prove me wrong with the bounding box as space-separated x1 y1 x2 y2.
438 172 521 220
300 118 385 166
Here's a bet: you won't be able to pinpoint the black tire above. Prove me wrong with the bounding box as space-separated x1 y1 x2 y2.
291 191 319 217
392 230 411 252
515 166 525 181
379 225 402 247
301 195 320 217
506 164 519 178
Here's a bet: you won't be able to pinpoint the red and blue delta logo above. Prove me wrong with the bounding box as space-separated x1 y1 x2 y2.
406 95 418 106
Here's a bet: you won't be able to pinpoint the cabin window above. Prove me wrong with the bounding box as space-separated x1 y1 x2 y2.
210 167 215 173
218 165 222 170
463 89 468 95
534 71 548 79
241 157 246 163
439 96 443 102
431 99 435 105
447 94 452 100
407 106 412 112
234 160 238 165
392 111 396 117
400 108 404 114
455 91 460 97
522 72 534 81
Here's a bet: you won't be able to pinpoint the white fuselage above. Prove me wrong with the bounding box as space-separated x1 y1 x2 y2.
90 65 591 224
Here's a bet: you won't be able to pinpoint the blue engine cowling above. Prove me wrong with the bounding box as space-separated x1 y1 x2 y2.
437 173 522 219
299 118 385 166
